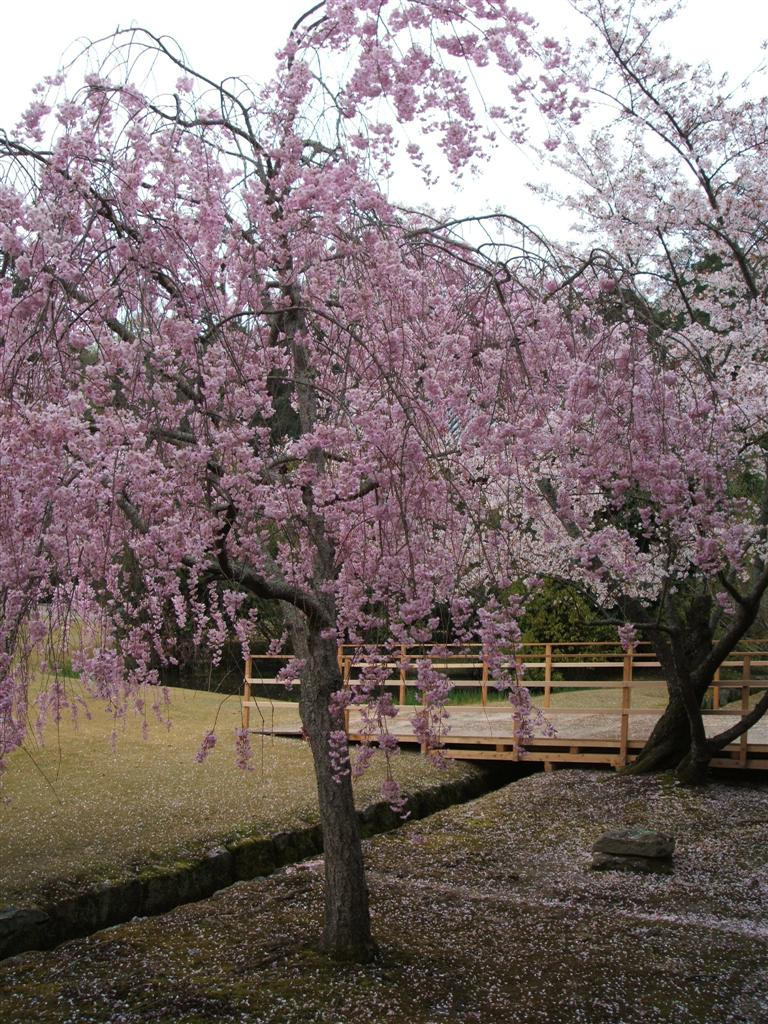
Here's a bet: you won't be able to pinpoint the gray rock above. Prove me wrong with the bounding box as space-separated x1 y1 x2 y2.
593 828 675 859
591 852 674 875
0 906 50 933
0 907 52 958
205 846 233 872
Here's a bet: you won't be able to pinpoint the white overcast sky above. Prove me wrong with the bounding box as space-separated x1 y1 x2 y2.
2 0 767 237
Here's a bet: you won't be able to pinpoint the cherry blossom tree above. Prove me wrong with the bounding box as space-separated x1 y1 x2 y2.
0 2 576 961
5 5 763 978
506 0 768 781
0 408 71 773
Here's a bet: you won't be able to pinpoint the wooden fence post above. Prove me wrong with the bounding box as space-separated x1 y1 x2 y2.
343 655 352 736
242 656 252 731
399 643 407 708
743 652 752 684
544 643 553 709
619 646 633 767
481 653 489 707
740 653 752 767
421 683 428 755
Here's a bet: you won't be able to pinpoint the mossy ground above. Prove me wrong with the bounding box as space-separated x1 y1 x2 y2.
2 769 766 1023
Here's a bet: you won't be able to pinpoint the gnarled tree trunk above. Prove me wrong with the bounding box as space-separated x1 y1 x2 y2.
622 606 714 779
622 679 711 775
290 614 377 962
621 690 692 774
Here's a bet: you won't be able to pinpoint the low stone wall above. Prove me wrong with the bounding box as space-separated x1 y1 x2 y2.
1 769 492 961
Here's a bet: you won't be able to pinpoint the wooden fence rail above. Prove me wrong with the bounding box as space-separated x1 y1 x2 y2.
241 641 768 771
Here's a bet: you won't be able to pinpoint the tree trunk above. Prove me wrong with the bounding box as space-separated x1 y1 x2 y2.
623 677 717 776
291 615 377 962
621 689 692 774
674 744 711 786
621 618 713 778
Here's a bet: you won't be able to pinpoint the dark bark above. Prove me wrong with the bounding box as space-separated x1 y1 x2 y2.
674 745 712 786
621 688 693 774
271 272 376 961
622 602 714 779
623 670 714 778
623 583 768 781
707 687 768 751
290 613 377 962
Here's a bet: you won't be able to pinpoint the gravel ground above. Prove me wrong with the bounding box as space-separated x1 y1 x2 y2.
1 769 766 1024
348 705 768 743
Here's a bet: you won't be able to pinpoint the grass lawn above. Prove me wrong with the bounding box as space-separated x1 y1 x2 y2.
391 680 672 709
0 680 470 906
533 682 668 709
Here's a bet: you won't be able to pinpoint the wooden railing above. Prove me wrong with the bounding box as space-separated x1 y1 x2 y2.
241 641 768 769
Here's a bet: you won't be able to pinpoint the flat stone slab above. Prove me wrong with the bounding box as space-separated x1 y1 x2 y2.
592 828 675 859
591 852 674 875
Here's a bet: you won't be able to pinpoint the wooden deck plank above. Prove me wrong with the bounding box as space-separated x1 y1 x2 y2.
243 642 768 771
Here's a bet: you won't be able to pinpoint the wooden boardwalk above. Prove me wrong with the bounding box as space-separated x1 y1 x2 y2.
242 642 768 772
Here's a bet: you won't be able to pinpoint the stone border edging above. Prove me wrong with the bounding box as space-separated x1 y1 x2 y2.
0 770 491 961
